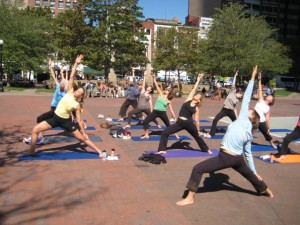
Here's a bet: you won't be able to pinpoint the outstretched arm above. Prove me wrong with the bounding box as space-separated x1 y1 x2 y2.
48 59 58 84
186 74 204 102
152 73 163 95
257 72 263 101
232 70 238 90
141 71 146 93
239 65 258 119
68 54 84 93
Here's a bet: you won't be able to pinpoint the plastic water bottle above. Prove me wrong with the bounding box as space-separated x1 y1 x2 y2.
102 149 107 160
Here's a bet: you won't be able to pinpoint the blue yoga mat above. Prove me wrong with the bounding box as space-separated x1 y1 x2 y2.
259 128 292 133
131 135 192 141
200 126 227 130
45 136 103 143
146 149 219 158
251 145 277 152
112 118 141 123
127 125 166 130
19 151 100 161
52 126 96 131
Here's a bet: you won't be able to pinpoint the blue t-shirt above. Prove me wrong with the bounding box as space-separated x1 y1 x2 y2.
51 83 65 107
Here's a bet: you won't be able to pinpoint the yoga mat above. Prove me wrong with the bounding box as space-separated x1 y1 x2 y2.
200 126 227 130
19 151 100 161
251 145 277 152
258 128 292 133
24 136 103 144
131 135 192 141
127 125 166 130
255 155 300 164
146 149 219 158
52 126 96 131
204 135 258 140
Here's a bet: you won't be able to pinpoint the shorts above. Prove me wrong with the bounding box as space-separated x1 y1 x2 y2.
46 113 78 132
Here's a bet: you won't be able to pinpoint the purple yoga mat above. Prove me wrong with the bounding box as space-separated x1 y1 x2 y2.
146 149 219 158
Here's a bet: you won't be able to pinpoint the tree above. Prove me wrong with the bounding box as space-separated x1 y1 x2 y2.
83 0 147 80
53 1 89 64
0 0 54 82
152 26 201 90
205 3 292 77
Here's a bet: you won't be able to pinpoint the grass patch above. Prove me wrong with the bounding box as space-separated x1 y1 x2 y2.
4 86 26 92
275 90 294 97
35 89 55 93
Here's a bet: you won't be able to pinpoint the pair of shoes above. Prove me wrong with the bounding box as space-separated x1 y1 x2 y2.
203 133 211 138
23 136 44 144
98 114 104 119
106 117 112 121
123 135 131 140
36 137 48 145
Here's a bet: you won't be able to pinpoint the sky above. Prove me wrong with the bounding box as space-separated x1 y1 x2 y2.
138 0 188 24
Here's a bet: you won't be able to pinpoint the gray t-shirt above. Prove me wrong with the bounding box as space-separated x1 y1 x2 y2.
138 92 150 109
223 91 239 110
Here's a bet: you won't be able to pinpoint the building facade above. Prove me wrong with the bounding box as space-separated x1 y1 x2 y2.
25 0 78 16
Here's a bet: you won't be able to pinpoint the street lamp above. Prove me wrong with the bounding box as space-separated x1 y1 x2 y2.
0 39 4 92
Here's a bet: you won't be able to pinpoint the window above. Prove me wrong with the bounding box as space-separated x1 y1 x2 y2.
35 0 41 7
43 0 48 7
58 1 64 8
66 1 71 8
50 0 55 8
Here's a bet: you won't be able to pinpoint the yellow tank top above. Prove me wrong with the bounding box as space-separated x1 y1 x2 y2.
55 93 79 119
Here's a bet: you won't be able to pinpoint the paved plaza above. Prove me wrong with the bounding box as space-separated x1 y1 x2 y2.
0 90 299 225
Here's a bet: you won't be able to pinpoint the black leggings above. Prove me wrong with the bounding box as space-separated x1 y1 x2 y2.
127 108 159 125
143 110 170 130
209 107 236 136
279 126 300 155
186 151 268 193
258 122 273 142
119 99 139 118
36 106 56 123
158 118 209 152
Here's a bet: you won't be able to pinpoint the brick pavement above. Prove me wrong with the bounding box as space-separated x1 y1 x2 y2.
0 90 299 225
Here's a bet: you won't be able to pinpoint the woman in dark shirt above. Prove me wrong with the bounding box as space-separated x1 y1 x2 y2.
157 74 211 154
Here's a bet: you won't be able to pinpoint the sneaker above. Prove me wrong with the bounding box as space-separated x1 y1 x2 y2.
106 117 112 121
36 137 48 145
98 114 104 119
23 136 31 143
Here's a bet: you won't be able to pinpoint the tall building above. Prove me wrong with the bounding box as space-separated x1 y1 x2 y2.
25 0 78 16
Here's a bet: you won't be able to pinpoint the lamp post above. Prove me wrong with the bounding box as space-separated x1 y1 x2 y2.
0 39 4 92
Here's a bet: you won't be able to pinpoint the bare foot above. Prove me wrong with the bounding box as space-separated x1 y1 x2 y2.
118 118 124 122
157 125 161 129
175 134 180 139
124 125 131 129
262 187 274 198
157 151 167 154
141 135 149 139
176 198 194 206
206 149 213 154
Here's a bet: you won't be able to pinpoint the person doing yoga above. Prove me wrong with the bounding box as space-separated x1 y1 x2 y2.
24 55 103 158
176 65 273 206
157 74 211 154
141 73 178 139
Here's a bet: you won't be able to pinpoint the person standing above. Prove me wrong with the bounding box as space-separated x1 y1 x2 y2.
141 73 178 139
124 71 160 129
156 74 211 154
206 71 243 138
24 55 103 158
176 65 273 206
118 68 142 121
254 73 277 149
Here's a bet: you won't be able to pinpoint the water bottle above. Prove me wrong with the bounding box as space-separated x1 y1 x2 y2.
102 149 107 160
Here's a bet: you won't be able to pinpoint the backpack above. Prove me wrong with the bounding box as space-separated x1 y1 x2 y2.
138 153 167 165
109 125 125 136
